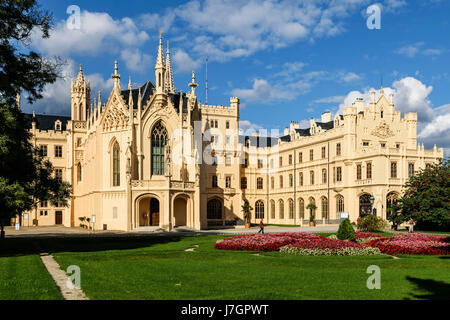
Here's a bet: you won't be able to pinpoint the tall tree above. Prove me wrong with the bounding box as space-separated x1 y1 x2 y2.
0 0 70 239
389 160 450 231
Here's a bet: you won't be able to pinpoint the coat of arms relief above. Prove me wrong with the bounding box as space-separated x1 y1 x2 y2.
371 121 394 139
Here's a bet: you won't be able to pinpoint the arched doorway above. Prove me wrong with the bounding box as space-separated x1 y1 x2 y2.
174 197 188 227
359 194 372 217
386 192 400 220
139 197 160 227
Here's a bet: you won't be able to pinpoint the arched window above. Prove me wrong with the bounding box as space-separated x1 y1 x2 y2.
257 177 264 190
151 121 168 175
112 142 120 186
298 198 305 219
77 163 82 182
336 195 344 214
288 199 294 219
321 197 328 219
207 199 222 220
270 200 275 219
386 192 399 220
255 200 264 219
279 200 284 219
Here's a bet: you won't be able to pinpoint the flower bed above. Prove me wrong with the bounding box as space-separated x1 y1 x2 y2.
280 246 381 256
366 233 450 255
355 232 384 244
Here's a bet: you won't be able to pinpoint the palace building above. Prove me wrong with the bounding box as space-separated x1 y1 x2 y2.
22 34 444 231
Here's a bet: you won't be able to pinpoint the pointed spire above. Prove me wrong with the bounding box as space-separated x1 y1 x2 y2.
112 60 121 88
75 64 85 86
156 30 165 67
380 86 384 96
189 70 199 95
165 40 175 93
128 77 134 108
128 76 132 90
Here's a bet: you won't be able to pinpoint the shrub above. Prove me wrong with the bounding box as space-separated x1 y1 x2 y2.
337 219 355 241
357 215 389 232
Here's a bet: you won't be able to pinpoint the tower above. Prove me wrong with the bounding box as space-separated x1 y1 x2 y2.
71 64 91 121
155 31 166 94
165 41 175 93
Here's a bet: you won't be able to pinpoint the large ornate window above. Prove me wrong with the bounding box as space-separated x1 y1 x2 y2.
207 199 222 220
151 122 168 175
270 200 275 219
257 177 264 190
255 200 264 219
113 142 120 186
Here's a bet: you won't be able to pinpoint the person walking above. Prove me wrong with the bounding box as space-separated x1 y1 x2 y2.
258 219 264 234
408 218 415 233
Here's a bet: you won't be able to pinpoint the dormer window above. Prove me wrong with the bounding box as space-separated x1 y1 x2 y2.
55 120 62 131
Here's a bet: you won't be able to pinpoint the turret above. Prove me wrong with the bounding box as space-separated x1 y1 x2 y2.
71 64 91 121
155 31 166 93
165 41 175 94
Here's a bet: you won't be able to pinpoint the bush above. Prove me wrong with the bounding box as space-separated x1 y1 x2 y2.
357 215 389 232
337 219 355 241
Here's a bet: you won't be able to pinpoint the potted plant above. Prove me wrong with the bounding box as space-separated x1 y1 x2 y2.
79 217 86 229
306 203 317 227
241 201 254 229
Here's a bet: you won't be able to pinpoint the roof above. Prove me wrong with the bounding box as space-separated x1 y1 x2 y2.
121 80 155 109
168 92 189 113
24 113 71 131
239 135 278 148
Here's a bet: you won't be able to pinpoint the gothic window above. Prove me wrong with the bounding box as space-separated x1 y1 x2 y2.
310 171 315 185
241 177 247 189
271 177 275 189
310 149 314 161
55 145 63 158
321 197 329 219
279 175 283 188
386 192 399 220
299 172 303 186
289 174 293 187
151 122 168 176
391 162 397 178
408 163 415 178
226 176 231 188
322 169 327 184
212 175 218 188
207 199 222 220
289 155 293 165
322 147 326 159
336 195 345 213
357 164 362 180
298 198 305 219
255 200 264 219
270 200 275 219
299 152 303 163
279 200 284 219
40 145 48 157
55 169 63 182
336 143 341 156
113 142 120 186
336 167 342 182
288 199 294 219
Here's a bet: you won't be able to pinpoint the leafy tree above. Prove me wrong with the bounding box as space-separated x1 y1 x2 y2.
389 160 450 231
0 0 70 239
306 203 317 222
0 103 71 238
0 0 61 105
357 215 389 232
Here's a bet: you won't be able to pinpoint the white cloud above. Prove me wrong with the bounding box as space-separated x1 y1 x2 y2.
173 49 201 73
22 59 113 116
120 49 152 73
314 96 346 104
340 72 361 83
395 42 444 58
239 120 263 132
32 11 149 56
138 12 176 32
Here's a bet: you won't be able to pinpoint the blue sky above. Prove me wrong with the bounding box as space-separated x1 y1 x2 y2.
25 0 450 155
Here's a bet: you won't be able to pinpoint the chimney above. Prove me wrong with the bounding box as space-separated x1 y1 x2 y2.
321 112 332 123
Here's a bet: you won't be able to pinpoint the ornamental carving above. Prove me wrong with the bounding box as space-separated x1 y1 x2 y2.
371 121 394 139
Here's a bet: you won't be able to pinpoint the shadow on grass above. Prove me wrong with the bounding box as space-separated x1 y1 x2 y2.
0 233 199 258
406 276 450 300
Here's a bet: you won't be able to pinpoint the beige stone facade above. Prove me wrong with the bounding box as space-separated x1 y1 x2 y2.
23 35 444 231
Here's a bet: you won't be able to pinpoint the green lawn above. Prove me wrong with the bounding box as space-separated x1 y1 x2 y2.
0 239 62 300
1 234 449 300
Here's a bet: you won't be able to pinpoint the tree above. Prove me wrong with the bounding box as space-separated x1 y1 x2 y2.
337 218 355 241
0 0 70 239
0 103 72 238
306 203 317 222
241 201 253 227
0 0 60 105
389 160 450 231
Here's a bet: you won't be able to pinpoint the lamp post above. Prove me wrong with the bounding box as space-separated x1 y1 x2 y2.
370 195 375 215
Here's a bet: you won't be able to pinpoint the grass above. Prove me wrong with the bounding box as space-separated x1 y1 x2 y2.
1 233 449 300
0 239 62 300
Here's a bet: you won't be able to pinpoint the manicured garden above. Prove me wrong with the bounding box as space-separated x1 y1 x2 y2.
1 232 448 300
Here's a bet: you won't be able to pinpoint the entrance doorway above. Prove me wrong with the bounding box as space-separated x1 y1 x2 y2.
139 197 160 227
55 211 63 225
359 194 372 217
